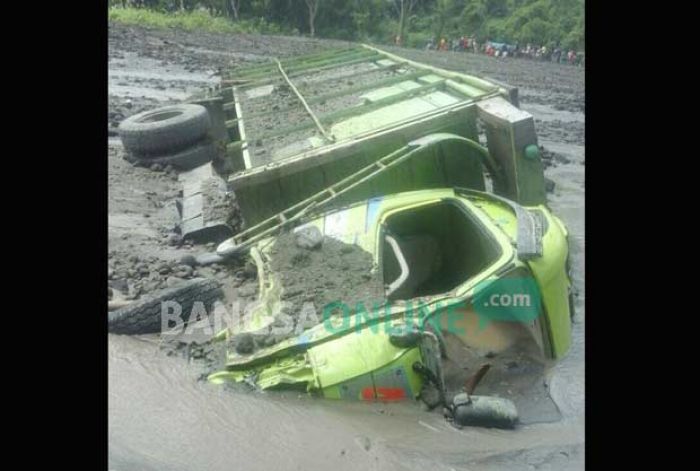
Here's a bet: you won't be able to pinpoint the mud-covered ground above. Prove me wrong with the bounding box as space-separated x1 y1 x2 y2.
108 22 584 471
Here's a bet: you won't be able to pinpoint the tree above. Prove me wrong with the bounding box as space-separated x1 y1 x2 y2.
228 0 241 19
433 0 458 42
392 0 420 45
305 0 320 36
461 0 488 38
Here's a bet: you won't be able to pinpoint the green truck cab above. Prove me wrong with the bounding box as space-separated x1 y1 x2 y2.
209 186 571 404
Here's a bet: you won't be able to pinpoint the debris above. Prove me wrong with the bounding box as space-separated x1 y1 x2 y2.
545 177 556 193
166 276 186 287
268 231 384 328
236 284 257 298
232 333 255 354
294 226 323 250
167 233 182 246
180 254 198 267
195 252 226 266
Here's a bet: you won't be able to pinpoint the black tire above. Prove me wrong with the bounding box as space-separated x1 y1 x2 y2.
118 104 211 156
108 278 223 335
132 140 216 171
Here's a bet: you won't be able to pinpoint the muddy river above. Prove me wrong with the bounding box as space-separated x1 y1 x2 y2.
108 23 584 470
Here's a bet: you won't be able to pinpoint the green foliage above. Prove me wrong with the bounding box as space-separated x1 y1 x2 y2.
109 0 585 51
109 6 291 34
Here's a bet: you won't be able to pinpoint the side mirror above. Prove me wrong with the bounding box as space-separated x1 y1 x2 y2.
450 393 518 429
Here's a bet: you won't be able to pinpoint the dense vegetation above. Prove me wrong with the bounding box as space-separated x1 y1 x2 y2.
109 0 584 51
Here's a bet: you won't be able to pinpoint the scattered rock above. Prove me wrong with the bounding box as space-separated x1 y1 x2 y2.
243 261 257 279
166 276 186 287
178 264 194 277
180 254 198 267
545 177 556 193
232 333 255 354
237 284 257 298
109 279 129 293
295 226 323 250
167 233 182 246
355 436 371 452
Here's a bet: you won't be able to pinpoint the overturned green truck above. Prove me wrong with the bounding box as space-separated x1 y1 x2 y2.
192 45 572 426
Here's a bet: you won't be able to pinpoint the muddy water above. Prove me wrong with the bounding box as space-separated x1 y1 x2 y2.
108 24 584 470
110 334 582 471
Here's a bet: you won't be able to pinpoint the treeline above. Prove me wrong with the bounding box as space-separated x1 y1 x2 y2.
110 0 584 51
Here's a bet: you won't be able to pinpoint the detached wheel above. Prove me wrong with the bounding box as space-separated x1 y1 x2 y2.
148 140 216 170
108 278 223 335
118 104 211 156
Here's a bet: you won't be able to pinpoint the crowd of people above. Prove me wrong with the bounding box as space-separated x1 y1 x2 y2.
419 35 583 66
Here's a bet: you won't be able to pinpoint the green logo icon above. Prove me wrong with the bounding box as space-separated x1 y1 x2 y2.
473 277 542 329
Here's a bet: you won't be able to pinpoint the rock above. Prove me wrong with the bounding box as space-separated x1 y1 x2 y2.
232 333 255 354
180 254 198 267
243 261 257 279
294 226 323 250
178 264 194 277
237 284 257 298
355 436 371 452
150 163 163 172
554 153 571 165
109 279 129 293
167 233 182 246
166 276 186 287
108 268 114 279
545 177 556 193
144 281 160 292
195 252 226 266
